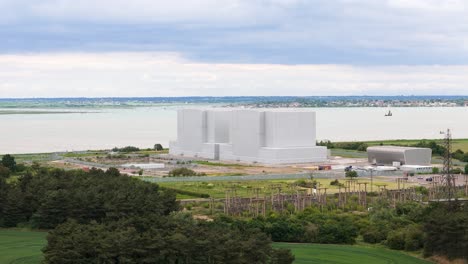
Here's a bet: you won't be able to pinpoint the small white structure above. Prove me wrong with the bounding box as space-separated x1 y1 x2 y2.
400 165 433 173
121 163 165 169
169 109 327 164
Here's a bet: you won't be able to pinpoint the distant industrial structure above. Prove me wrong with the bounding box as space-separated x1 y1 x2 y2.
169 109 328 164
367 146 432 166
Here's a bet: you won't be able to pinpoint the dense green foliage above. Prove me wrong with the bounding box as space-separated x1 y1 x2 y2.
423 201 468 260
168 167 206 177
112 146 140 152
465 164 468 174
154 143 164 151
274 243 431 264
0 163 292 263
0 165 10 179
317 141 368 151
0 167 177 229
222 208 360 244
1 154 16 172
44 214 293 264
345 170 358 178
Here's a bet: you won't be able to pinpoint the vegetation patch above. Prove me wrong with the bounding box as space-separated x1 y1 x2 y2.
273 243 431 264
0 229 47 264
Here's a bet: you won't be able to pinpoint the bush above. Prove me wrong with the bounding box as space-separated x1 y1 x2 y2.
295 179 316 188
404 226 424 251
387 229 406 250
361 224 389 244
0 165 11 179
112 146 140 152
345 171 358 178
168 168 205 177
154 143 164 151
1 154 16 171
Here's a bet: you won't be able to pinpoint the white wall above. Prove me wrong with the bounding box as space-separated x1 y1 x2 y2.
177 109 205 152
264 111 316 148
170 108 328 164
230 110 263 157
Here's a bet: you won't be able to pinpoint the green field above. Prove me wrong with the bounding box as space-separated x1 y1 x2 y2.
274 243 431 264
0 231 433 264
0 229 47 264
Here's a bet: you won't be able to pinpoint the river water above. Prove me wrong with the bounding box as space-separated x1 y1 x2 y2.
0 106 467 154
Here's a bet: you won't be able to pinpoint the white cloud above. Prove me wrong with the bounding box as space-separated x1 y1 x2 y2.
0 52 467 98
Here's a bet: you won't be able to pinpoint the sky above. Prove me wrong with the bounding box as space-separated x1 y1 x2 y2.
1 0 468 97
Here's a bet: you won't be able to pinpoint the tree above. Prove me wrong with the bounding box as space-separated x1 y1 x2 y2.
1 154 16 171
168 168 204 177
154 144 164 151
432 167 439 174
345 170 358 179
465 164 468 175
0 165 10 179
423 202 468 260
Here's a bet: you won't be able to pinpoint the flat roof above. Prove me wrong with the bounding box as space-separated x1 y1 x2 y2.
367 145 431 151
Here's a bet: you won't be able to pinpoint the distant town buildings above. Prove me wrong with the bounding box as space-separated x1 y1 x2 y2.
170 109 328 164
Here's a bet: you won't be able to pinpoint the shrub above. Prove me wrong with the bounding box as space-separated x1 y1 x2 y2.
404 226 424 251
168 167 205 177
345 171 358 178
154 144 164 151
387 229 406 250
112 146 140 152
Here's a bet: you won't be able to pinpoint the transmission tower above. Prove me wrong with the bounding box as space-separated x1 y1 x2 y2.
440 129 456 200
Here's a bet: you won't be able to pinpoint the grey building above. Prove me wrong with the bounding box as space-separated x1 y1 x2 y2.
367 146 432 166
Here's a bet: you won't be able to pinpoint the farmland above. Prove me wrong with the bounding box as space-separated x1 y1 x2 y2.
0 229 47 264
274 243 431 264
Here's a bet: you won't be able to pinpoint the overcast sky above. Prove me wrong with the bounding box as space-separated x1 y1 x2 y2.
1 0 468 97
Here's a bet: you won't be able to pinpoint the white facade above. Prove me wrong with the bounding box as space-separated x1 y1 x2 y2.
169 109 327 164
367 146 432 166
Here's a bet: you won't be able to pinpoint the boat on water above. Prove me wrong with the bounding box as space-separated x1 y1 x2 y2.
385 110 392 117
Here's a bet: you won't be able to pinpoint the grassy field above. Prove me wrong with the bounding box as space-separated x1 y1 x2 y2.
0 229 47 264
274 243 431 264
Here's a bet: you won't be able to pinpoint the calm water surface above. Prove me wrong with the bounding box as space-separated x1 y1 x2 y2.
0 106 467 154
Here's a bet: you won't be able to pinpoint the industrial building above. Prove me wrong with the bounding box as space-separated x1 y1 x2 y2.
367 146 432 166
169 109 328 164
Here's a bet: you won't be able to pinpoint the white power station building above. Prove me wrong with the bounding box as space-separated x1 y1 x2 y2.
169 109 327 164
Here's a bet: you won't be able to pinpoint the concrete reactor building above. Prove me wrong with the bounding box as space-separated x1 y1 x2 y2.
169 109 328 164
367 146 432 166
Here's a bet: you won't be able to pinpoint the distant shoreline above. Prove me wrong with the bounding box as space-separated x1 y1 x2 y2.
0 96 467 108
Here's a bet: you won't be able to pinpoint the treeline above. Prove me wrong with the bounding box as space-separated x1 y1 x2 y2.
168 167 207 177
317 141 368 151
0 163 293 264
111 143 164 153
358 201 466 260
222 208 360 244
